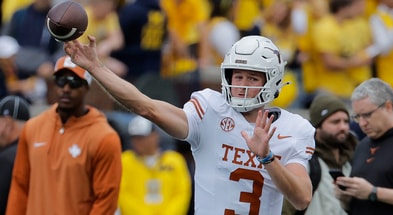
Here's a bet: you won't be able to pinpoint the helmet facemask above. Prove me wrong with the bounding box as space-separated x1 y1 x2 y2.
221 36 286 112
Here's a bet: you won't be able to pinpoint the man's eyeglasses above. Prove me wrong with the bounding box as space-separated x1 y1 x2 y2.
54 76 86 89
352 103 385 123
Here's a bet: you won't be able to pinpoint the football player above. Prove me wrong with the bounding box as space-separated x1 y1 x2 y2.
64 35 315 215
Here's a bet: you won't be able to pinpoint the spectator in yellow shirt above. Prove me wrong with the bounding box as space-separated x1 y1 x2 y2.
117 115 192 215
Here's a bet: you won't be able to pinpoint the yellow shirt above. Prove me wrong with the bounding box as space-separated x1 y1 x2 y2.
343 17 372 85
365 0 378 18
374 9 393 88
79 7 121 43
233 0 265 31
295 3 327 93
118 150 192 215
161 0 209 45
312 15 372 98
2 0 32 24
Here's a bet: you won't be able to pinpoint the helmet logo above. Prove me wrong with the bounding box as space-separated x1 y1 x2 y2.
264 47 281 63
235 59 247 64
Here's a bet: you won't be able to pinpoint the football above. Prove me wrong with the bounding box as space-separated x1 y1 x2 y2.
46 1 88 42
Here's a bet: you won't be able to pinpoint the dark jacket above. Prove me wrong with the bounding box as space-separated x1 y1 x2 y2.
0 140 18 214
113 0 167 81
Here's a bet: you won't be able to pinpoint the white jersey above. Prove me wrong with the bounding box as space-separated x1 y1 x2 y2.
183 89 315 215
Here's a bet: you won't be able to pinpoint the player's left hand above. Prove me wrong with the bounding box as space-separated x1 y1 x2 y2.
241 110 276 158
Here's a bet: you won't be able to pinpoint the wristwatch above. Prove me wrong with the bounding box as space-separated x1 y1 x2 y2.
368 186 378 202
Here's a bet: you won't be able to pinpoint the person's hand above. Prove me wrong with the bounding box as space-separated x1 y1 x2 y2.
241 110 276 158
64 35 102 72
333 183 351 211
336 176 374 200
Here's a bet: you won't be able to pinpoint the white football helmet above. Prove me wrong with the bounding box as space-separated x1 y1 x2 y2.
221 35 287 112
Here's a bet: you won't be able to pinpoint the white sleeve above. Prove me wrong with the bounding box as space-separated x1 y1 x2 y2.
369 15 393 55
291 8 308 34
209 21 240 56
183 101 201 144
182 91 209 147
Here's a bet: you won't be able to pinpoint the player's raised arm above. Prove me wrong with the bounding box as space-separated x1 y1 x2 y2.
64 36 188 139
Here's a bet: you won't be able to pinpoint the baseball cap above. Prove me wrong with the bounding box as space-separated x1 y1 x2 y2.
0 95 30 121
128 116 155 136
54 56 92 85
0 35 19 58
309 94 349 128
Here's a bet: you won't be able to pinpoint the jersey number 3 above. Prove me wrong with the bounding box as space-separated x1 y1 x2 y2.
224 168 263 215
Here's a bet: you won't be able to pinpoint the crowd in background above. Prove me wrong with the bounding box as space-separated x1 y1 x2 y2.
0 0 393 214
1 0 392 110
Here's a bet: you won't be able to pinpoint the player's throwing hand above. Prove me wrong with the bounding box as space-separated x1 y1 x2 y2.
64 36 100 72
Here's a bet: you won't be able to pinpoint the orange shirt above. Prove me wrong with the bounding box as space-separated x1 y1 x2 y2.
6 105 122 215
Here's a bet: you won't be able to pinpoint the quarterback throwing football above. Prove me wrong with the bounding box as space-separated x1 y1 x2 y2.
64 35 315 215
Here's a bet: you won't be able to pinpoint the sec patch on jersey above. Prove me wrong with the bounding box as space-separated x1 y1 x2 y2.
46 0 88 42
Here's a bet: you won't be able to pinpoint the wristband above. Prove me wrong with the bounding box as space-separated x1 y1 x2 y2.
256 151 275 165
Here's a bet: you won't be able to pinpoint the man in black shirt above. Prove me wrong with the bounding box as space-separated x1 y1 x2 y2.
335 78 393 215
